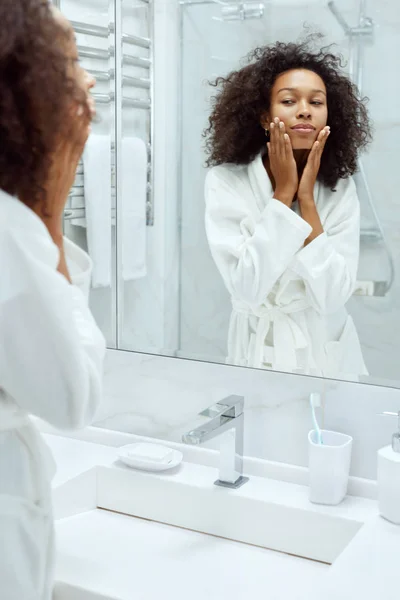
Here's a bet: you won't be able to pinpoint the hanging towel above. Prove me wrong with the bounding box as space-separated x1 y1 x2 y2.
83 134 112 288
121 136 148 280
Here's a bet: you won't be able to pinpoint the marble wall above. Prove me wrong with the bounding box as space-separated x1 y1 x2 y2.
95 349 400 481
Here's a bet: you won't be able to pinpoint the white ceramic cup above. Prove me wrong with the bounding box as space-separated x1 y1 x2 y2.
308 429 353 506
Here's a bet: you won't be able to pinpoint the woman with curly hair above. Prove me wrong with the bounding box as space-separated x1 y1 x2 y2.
0 2 105 598
204 39 372 377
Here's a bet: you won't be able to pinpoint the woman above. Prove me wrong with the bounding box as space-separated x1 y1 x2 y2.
0 2 105 598
204 39 372 378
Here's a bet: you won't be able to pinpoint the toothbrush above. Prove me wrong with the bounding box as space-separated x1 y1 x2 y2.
310 392 323 445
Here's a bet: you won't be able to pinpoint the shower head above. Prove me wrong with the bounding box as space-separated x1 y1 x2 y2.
327 1 351 34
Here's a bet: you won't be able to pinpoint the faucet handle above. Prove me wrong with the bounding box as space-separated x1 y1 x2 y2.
199 395 244 419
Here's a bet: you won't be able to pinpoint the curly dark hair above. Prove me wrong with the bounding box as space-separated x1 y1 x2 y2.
0 0 87 211
204 37 372 188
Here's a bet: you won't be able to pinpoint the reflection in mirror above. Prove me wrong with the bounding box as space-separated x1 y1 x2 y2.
203 38 372 379
66 0 399 387
176 0 398 385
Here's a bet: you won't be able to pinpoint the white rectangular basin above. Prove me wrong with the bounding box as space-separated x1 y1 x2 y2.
45 431 377 566
54 509 328 600
95 460 376 564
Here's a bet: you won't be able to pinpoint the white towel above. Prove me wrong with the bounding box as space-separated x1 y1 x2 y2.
121 137 148 280
83 134 112 288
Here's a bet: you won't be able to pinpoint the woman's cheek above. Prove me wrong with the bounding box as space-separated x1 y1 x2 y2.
272 115 286 125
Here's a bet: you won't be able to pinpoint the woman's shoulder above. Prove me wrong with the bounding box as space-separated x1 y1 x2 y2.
335 175 357 194
318 176 359 228
205 162 249 189
0 188 48 234
322 175 357 197
319 175 358 208
0 189 59 270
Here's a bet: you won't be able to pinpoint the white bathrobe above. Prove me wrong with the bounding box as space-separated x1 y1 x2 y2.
205 153 367 378
0 190 106 599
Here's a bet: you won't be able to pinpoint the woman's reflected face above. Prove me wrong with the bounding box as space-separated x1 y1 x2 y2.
266 69 328 150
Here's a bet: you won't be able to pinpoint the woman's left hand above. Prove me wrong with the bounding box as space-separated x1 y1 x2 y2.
297 126 330 202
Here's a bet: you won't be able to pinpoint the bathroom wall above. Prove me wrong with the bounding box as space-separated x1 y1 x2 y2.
59 0 400 484
178 0 400 382
95 348 400 480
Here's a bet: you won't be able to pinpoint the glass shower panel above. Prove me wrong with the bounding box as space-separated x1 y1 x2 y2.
115 0 154 353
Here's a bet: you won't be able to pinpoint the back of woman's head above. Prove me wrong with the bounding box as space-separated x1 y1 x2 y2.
0 0 84 210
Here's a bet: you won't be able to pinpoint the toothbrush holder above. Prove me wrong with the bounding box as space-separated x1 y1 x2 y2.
308 429 353 506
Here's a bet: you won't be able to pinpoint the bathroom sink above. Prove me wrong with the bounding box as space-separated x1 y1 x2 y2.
54 508 328 600
95 459 375 564
45 432 377 567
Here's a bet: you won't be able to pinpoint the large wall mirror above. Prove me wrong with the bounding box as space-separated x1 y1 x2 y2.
61 0 400 388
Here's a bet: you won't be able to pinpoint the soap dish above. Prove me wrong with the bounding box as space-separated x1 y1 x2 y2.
118 442 183 472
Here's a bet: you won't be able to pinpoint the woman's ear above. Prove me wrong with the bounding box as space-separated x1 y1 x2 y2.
260 113 270 131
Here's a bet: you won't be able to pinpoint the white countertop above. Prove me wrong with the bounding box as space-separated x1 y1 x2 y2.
45 433 400 600
325 515 399 599
46 433 117 488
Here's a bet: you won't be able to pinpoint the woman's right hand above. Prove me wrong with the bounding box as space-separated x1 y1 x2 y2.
267 117 298 207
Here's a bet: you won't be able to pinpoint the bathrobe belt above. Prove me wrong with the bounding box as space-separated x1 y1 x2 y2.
232 299 313 370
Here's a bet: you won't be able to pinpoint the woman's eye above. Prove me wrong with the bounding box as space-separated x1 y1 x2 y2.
311 101 323 105
282 100 295 105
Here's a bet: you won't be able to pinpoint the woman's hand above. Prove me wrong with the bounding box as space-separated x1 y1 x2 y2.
297 126 330 202
297 126 329 245
267 117 298 207
41 99 93 241
35 100 93 283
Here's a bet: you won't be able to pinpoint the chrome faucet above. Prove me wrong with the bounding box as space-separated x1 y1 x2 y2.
182 395 249 489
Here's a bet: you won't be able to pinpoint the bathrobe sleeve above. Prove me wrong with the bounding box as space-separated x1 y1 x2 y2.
205 168 312 306
64 236 93 300
290 177 360 315
0 228 106 430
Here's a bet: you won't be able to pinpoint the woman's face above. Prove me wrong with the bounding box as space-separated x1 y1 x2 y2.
52 7 96 121
264 69 328 150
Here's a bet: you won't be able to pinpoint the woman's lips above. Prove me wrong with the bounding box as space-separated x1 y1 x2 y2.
291 125 316 132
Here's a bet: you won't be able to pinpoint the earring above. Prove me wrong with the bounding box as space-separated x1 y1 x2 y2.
264 128 269 136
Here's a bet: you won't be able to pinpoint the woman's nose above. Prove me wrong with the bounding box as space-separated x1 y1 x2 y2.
297 102 311 119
